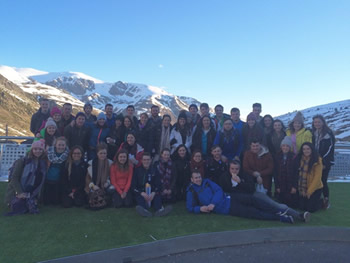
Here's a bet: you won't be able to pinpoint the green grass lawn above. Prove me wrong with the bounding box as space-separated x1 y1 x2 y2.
1 182 349 263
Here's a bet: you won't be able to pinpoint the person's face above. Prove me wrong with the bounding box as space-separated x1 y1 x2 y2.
105 106 113 115
47 126 56 135
76 116 85 127
115 119 122 128
84 106 92 115
162 117 170 127
32 147 44 158
178 118 186 126
247 119 256 127
97 149 107 160
140 114 148 125
127 134 136 145
142 156 151 169
229 163 240 175
251 143 261 154
264 117 272 128
189 106 198 116
253 106 261 117
97 118 106 126
313 118 324 130
161 150 170 162
191 173 202 186
223 120 233 131
40 101 49 112
215 107 223 118
273 121 282 132
124 118 131 128
193 152 202 163
211 147 222 159
202 117 211 129
72 149 83 161
63 105 72 115
151 107 159 117
53 113 61 122
118 153 127 164
56 140 66 153
302 145 312 157
281 144 290 154
293 121 302 132
127 107 134 117
231 111 240 122
178 147 186 158
200 107 209 116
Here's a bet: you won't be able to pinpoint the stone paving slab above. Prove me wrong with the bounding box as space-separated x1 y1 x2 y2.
41 227 350 263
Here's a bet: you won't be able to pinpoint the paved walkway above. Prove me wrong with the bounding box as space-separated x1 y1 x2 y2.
42 227 350 263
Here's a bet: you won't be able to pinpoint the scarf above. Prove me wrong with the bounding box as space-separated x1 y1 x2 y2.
47 146 69 164
20 158 47 198
298 156 309 196
92 158 109 188
158 159 172 191
159 126 170 153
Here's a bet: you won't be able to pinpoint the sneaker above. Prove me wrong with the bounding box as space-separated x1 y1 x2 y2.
299 211 311 223
277 208 289 216
323 198 330 210
154 205 173 217
280 214 294 224
136 205 152 217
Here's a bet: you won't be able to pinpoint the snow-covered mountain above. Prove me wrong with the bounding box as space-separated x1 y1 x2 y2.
0 65 200 122
277 100 350 141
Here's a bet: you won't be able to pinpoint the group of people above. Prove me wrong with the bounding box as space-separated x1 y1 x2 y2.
4 99 335 223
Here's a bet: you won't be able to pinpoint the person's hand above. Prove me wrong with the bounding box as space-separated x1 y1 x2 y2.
129 155 138 165
221 155 228 163
290 187 297 194
141 192 148 199
276 188 281 193
253 171 260 177
200 206 210 213
69 192 75 199
162 189 168 195
93 185 100 191
149 192 155 202
207 204 215 211
231 174 241 183
35 133 41 138
121 192 127 199
256 176 263 185
17 193 29 199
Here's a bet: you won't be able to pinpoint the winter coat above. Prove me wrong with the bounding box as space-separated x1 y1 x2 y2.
106 126 124 160
286 128 312 154
152 124 172 155
89 124 110 149
135 123 152 153
274 151 298 192
64 124 90 152
266 131 286 156
242 123 264 150
61 161 88 195
186 178 230 215
118 142 144 168
170 127 192 154
30 108 50 135
132 165 162 197
312 131 335 168
85 159 113 193
191 127 216 157
213 128 241 160
110 162 134 195
205 157 228 186
297 157 323 198
219 171 255 195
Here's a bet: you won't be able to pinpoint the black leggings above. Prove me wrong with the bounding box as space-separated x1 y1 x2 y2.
299 189 323 213
322 166 331 199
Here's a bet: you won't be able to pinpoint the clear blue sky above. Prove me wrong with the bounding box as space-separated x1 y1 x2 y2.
1 0 349 118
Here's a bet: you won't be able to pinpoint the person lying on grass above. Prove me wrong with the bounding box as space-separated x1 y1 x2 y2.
186 170 299 224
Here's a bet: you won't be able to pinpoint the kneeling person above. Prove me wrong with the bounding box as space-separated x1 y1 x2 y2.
133 153 172 217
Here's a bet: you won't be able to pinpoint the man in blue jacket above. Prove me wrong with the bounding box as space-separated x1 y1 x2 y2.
186 171 294 223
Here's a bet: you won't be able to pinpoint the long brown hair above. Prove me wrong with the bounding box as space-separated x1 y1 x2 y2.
66 145 84 180
113 149 129 171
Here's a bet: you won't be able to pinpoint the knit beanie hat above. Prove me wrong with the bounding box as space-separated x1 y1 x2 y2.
50 106 61 117
189 104 198 111
32 139 45 150
45 117 57 129
97 112 106 120
280 136 292 148
247 112 257 121
292 111 304 124
75 112 86 119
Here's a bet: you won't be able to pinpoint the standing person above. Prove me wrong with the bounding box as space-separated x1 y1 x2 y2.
121 116 135 141
296 142 323 212
64 112 90 154
126 105 139 127
106 115 124 160
213 118 241 161
266 119 286 157
286 111 312 154
61 146 88 208
85 143 113 210
88 112 110 160
43 137 69 205
190 150 207 178
151 114 172 162
34 118 60 150
105 104 117 128
206 145 228 185
147 105 162 130
274 136 298 208
83 102 97 128
109 149 134 208
172 145 191 201
135 113 152 153
213 104 230 131
170 111 192 154
30 98 50 136
252 103 263 124
191 115 217 159
188 104 201 130
154 148 176 203
37 106 64 136
5 140 48 215
242 112 264 151
133 153 173 217
243 140 274 196
119 132 144 168
261 114 274 146
199 103 216 129
61 103 75 128
230 107 245 158
312 115 335 209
